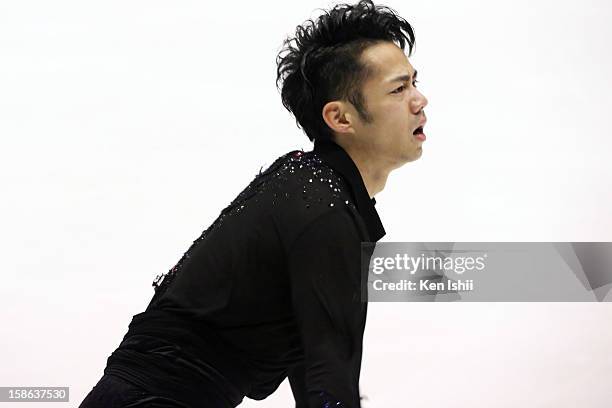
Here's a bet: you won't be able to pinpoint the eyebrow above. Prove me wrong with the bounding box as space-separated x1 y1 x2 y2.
387 70 418 84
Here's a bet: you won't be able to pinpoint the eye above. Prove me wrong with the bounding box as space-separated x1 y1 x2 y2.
392 80 419 94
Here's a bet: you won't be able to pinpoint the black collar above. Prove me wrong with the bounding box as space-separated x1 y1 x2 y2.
313 139 386 242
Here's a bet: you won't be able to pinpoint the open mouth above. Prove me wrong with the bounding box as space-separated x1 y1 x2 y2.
412 125 426 141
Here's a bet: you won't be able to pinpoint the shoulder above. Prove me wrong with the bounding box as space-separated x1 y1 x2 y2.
210 149 364 249
263 150 364 250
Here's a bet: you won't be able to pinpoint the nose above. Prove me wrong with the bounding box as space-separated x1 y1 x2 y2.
410 86 427 112
416 89 428 112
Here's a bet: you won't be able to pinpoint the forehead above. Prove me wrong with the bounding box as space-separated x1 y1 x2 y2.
360 41 415 85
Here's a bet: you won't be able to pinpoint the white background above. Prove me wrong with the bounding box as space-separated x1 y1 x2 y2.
1 0 611 407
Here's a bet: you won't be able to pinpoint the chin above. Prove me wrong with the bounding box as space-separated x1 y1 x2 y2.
392 151 421 169
404 148 423 162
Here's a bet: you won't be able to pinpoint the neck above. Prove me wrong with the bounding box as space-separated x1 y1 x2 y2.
340 143 391 199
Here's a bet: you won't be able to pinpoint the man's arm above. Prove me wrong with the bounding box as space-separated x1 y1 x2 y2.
288 362 309 408
287 208 367 408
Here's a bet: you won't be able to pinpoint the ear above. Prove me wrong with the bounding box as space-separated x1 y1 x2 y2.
321 101 356 137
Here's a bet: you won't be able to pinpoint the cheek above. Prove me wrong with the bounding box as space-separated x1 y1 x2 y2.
387 109 411 140
385 102 409 125
370 101 411 141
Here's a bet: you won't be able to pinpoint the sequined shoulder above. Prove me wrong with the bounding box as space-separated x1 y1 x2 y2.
151 149 358 293
272 150 358 215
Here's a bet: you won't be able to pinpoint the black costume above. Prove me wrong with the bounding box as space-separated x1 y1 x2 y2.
87 139 385 408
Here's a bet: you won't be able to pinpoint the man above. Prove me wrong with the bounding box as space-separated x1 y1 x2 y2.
79 0 427 407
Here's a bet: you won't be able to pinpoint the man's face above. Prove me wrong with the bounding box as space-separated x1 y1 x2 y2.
346 41 428 169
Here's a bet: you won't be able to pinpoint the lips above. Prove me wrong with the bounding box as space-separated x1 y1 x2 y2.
412 126 426 141
412 118 427 141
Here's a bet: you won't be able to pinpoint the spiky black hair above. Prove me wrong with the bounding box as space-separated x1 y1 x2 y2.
275 0 416 142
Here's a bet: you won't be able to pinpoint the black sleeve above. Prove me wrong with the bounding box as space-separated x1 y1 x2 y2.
288 362 309 408
287 209 367 408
